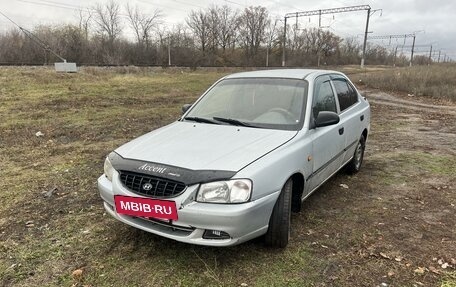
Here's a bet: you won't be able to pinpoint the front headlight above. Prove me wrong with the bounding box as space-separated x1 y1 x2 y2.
196 179 252 203
103 156 114 181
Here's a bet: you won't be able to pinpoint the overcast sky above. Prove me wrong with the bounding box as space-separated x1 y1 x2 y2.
1 0 455 60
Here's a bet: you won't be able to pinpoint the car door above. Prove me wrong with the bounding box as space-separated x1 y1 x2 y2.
307 75 346 193
330 75 363 165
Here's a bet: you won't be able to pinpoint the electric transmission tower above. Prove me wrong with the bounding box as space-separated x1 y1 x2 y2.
367 34 416 66
281 5 381 68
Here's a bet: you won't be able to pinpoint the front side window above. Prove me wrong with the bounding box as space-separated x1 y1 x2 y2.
185 78 308 130
332 77 358 112
312 76 337 118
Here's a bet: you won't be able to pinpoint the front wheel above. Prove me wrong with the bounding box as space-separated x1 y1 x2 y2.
264 179 292 248
346 134 366 174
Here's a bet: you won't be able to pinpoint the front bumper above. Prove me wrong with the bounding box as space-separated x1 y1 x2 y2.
97 172 279 246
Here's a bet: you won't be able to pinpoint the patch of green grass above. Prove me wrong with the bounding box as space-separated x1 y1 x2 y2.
441 271 456 287
369 151 456 179
396 151 456 176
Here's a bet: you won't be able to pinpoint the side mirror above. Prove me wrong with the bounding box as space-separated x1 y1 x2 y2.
315 111 340 128
182 104 192 114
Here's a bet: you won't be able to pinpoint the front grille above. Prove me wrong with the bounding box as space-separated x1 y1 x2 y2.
119 170 186 198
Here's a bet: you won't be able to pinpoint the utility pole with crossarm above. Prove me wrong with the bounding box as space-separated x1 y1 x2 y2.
367 34 416 66
281 5 381 68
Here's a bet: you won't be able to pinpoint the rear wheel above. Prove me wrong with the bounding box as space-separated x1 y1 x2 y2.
346 134 366 174
264 179 292 248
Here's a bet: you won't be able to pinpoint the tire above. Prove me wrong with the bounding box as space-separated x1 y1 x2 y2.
264 179 292 248
346 134 366 174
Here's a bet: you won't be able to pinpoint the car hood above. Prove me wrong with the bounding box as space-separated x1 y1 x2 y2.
115 121 297 171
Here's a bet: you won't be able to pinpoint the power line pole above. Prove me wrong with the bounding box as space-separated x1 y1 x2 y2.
393 45 398 67
360 7 371 68
167 35 171 66
281 5 374 67
318 10 322 27
410 34 416 66
0 10 66 62
282 16 287 67
438 50 441 63
367 34 416 67
428 45 433 65
0 9 77 72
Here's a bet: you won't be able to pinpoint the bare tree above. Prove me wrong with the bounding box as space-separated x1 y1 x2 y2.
207 7 219 52
210 5 238 52
126 4 162 48
77 9 93 41
365 43 389 65
299 28 341 66
93 0 122 47
265 19 279 66
0 29 25 64
186 10 210 52
286 23 300 53
238 6 269 60
168 24 197 66
0 4 403 67
340 36 361 64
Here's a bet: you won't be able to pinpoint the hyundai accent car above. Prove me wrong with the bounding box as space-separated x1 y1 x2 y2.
98 69 370 247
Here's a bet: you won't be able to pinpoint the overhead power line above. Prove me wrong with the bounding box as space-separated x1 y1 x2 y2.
0 9 21 27
223 0 244 7
399 44 433 48
26 0 93 11
14 0 181 28
136 0 188 13
368 33 415 40
0 9 66 62
367 33 425 66
267 0 303 12
16 0 91 12
284 5 371 18
281 4 380 68
168 0 205 9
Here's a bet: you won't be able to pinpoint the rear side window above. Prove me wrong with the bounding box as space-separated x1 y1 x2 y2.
332 77 358 112
312 76 337 118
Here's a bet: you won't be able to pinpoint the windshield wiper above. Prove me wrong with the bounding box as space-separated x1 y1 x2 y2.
184 116 220 124
213 117 258 128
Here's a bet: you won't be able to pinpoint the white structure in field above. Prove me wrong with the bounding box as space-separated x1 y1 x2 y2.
54 61 77 73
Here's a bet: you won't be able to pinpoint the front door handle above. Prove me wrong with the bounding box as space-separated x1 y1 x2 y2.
339 127 344 135
360 115 364 121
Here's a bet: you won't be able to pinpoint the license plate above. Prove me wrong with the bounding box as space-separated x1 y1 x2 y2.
114 195 178 220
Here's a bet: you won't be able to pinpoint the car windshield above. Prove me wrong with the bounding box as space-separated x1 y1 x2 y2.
185 78 308 130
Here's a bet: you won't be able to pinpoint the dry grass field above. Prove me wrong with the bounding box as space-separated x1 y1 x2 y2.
351 64 456 102
0 66 455 286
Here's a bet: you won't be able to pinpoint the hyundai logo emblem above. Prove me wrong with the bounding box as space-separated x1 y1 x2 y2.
142 183 153 191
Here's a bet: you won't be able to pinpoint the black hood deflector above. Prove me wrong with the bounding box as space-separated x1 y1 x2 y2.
109 152 236 186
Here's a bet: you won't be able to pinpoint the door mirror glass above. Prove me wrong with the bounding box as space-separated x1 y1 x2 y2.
315 111 340 128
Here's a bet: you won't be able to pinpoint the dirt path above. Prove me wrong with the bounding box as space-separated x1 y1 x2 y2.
366 91 456 116
294 89 456 286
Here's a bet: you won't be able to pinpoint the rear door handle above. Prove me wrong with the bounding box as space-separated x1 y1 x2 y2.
360 115 364 121
339 127 344 135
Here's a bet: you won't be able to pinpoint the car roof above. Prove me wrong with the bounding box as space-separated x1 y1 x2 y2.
224 69 342 80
